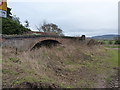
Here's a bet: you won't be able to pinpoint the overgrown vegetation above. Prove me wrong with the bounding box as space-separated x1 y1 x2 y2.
2 42 119 88
114 37 120 45
2 18 31 35
1 7 31 35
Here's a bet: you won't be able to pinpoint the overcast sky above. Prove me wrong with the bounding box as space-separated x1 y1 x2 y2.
8 0 119 37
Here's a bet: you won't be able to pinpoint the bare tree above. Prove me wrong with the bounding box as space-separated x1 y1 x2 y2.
36 24 42 32
36 20 47 32
36 21 64 36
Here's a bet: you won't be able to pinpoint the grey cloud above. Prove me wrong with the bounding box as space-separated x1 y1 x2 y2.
8 2 118 36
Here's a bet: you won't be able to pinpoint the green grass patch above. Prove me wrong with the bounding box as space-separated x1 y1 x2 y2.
9 57 21 63
60 83 75 88
0 59 2 63
64 60 76 65
107 49 119 67
77 79 94 88
2 69 19 75
106 45 120 48
12 75 56 86
98 40 115 45
40 76 53 82
12 76 40 86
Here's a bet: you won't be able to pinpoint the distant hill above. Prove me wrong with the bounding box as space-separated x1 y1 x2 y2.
91 34 120 40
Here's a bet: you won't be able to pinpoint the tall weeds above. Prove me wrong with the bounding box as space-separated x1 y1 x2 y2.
2 42 111 88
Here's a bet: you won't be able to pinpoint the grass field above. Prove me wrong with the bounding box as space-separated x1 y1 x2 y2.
105 45 120 48
98 40 116 45
2 42 119 88
107 49 119 66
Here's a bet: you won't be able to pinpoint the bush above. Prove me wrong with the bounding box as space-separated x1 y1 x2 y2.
114 37 120 45
108 40 113 45
1 18 31 35
115 40 120 45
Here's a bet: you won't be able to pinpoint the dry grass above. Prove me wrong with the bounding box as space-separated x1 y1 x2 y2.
2 42 117 88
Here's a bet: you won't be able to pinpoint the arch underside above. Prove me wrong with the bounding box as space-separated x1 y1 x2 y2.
31 39 61 50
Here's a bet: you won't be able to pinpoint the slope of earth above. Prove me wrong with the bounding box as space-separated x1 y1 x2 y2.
2 42 119 88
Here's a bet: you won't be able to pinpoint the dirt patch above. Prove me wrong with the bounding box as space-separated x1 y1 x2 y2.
13 82 60 88
106 67 120 88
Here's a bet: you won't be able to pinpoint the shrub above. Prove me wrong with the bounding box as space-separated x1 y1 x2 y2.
114 37 120 45
1 18 31 35
108 40 113 45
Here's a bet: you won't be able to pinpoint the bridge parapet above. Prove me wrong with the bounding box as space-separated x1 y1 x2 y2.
1 35 84 51
2 35 77 39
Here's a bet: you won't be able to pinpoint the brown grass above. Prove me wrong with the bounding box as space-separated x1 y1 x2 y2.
2 42 116 88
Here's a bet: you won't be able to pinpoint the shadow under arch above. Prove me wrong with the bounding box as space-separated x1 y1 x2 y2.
31 39 61 50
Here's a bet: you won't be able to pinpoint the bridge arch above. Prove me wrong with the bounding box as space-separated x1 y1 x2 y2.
31 39 61 50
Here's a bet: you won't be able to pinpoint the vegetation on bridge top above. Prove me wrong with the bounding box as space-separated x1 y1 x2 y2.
1 7 31 35
2 18 31 35
2 34 75 39
2 34 87 41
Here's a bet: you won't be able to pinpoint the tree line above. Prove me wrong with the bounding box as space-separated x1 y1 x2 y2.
99 37 120 45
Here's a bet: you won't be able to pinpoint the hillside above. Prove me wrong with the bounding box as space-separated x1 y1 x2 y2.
91 34 119 40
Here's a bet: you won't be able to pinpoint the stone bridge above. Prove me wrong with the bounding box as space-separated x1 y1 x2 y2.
1 35 83 51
